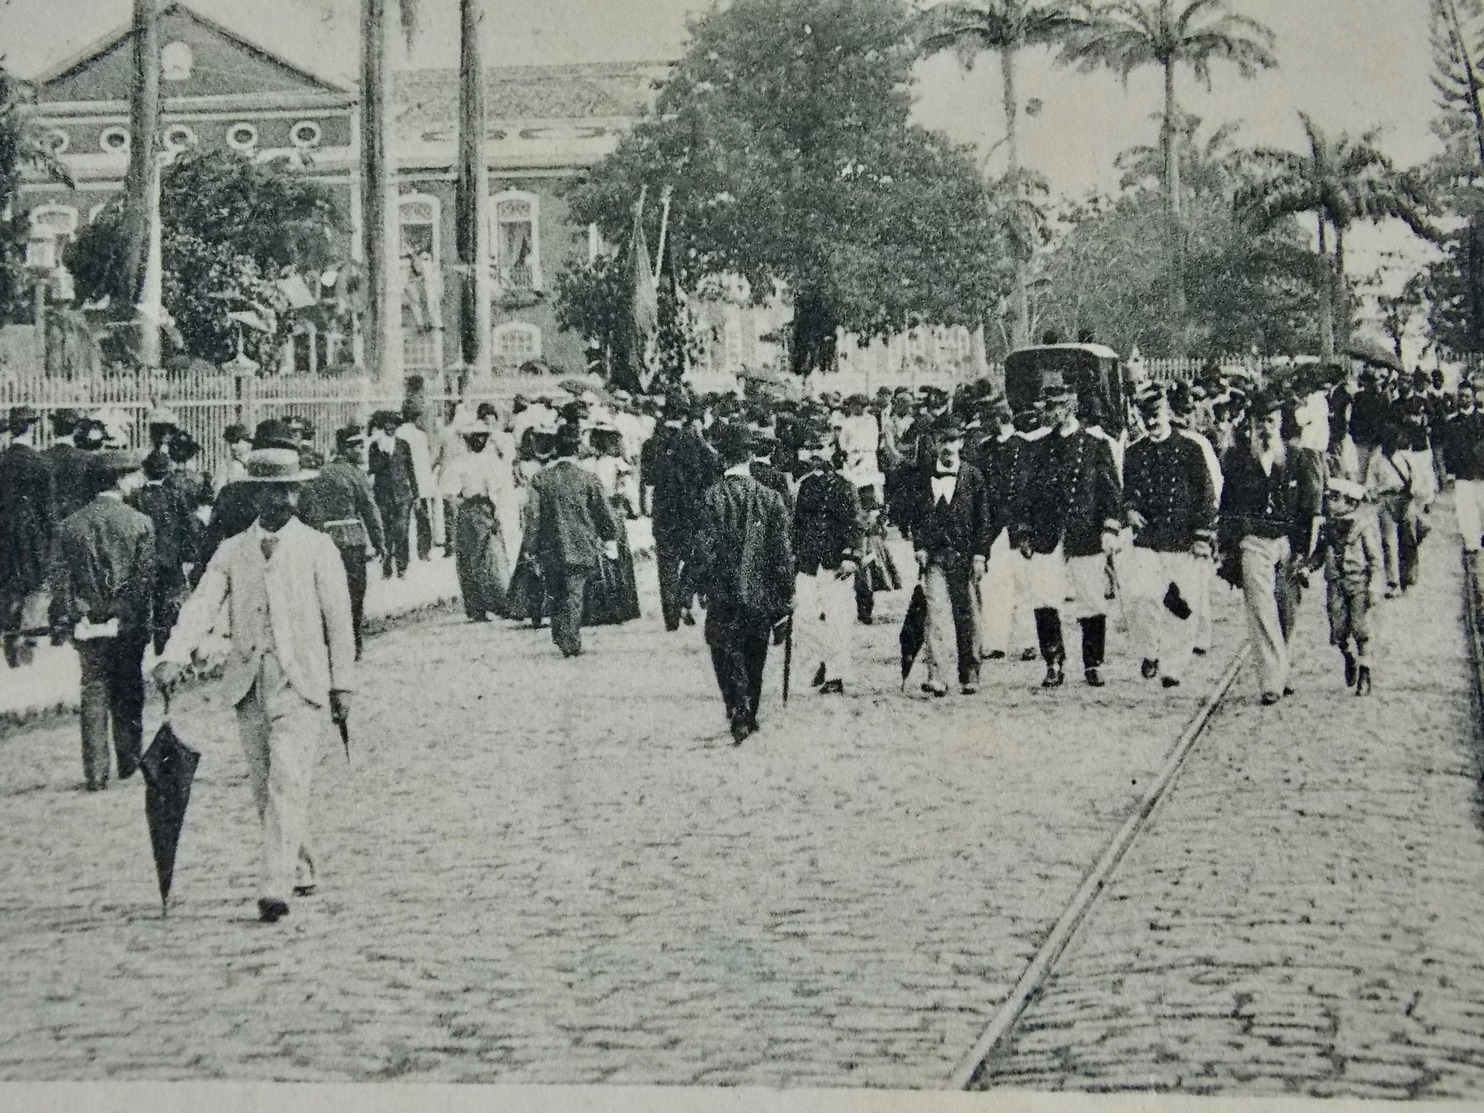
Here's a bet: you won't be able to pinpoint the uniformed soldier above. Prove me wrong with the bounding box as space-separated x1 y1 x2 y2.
1123 385 1217 690
1013 379 1124 688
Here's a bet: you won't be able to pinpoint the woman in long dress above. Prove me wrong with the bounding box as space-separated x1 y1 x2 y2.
581 424 641 625
445 417 512 622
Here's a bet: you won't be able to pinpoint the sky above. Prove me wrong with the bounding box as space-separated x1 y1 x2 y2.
0 0 1447 333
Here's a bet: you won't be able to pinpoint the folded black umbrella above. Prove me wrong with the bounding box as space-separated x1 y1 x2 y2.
139 721 201 918
899 583 928 689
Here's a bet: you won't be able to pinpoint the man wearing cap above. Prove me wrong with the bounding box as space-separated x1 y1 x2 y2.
747 417 794 513
302 426 385 655
1169 382 1225 656
128 449 200 656
0 406 54 668
903 417 994 696
49 449 154 792
1219 389 1313 705
155 444 355 924
527 423 620 656
1013 380 1124 688
1124 386 1217 689
146 406 182 453
691 422 794 742
792 422 865 695
219 424 254 491
976 399 1038 663
368 410 418 578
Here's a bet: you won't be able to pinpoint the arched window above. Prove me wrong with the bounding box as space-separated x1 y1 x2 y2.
162 41 194 81
493 322 541 364
490 190 541 292
398 194 440 266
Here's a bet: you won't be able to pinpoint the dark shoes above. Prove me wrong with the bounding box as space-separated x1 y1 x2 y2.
921 681 949 698
812 663 827 688
681 609 697 627
1084 668 1105 688
292 883 317 898
1041 663 1065 688
1355 665 1372 697
819 679 844 695
1192 646 1208 657
1140 658 1159 680
1020 647 1039 662
1342 650 1357 687
1161 676 1180 689
985 650 1006 661
1260 691 1281 706
257 898 290 924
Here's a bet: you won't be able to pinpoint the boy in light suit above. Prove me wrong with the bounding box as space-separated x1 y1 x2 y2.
154 447 355 924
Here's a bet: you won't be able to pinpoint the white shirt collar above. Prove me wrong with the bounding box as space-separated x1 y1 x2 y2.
724 462 752 479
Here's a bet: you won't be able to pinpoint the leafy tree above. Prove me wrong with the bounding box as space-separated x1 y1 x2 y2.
914 0 1086 347
1431 0 1484 175
563 0 1014 376
1061 0 1277 343
68 147 346 367
1238 114 1439 358
0 71 71 322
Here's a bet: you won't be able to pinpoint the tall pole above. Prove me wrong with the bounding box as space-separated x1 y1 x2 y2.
456 0 492 379
361 0 401 383
126 0 162 368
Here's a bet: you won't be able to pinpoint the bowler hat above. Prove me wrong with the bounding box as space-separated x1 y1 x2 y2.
223 423 251 445
243 447 315 483
711 421 754 465
253 419 300 451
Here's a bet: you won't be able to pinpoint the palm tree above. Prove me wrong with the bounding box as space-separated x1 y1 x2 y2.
1116 110 1247 198
916 0 1084 348
1062 0 1276 344
456 0 492 379
361 0 420 382
1239 114 1439 358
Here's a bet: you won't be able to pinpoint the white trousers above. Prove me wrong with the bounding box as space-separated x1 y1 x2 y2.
1239 535 1291 697
795 570 856 686
1026 548 1108 619
235 652 327 904
978 530 1024 656
1457 479 1484 553
1126 547 1202 682
1189 554 1215 652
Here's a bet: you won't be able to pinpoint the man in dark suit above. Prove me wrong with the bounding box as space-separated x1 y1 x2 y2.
302 426 385 658
792 422 863 695
0 406 55 668
204 419 311 566
692 422 794 743
1013 380 1125 688
747 418 794 512
368 409 418 578
642 397 719 630
128 449 200 655
49 450 154 791
44 409 95 524
527 423 620 657
902 417 994 697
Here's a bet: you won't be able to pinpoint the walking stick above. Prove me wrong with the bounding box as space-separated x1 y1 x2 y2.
781 612 794 705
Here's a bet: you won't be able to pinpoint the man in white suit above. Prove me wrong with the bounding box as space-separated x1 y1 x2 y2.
154 446 355 924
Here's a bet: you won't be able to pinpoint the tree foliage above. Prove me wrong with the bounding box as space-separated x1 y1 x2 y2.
67 147 346 367
1431 0 1484 174
563 0 1014 374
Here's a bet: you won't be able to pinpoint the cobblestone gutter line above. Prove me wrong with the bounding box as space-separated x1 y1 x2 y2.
1462 550 1484 738
957 641 1251 1090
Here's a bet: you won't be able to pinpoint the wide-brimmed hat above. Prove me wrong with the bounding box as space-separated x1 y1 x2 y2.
243 447 315 483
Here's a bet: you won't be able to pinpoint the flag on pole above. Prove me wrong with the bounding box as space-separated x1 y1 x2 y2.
630 194 659 392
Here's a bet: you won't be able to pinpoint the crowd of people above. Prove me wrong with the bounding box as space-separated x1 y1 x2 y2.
4 354 1477 922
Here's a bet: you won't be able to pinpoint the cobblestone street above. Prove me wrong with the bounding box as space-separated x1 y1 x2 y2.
978 517 1484 1100
1 562 1246 1089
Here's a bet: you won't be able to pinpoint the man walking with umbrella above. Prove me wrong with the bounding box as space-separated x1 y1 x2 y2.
153 444 355 924
48 449 155 791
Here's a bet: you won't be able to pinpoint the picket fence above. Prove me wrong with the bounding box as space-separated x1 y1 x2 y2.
0 352 1235 484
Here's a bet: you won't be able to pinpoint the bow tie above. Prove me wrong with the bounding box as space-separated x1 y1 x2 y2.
260 534 279 562
934 470 957 479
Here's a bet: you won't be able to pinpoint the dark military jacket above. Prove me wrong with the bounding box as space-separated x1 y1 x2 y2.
793 469 863 576
0 443 55 593
302 458 386 554
1014 427 1123 558
1124 432 1217 553
44 442 95 523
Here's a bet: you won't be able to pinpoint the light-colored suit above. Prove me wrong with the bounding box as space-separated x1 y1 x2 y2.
162 517 355 904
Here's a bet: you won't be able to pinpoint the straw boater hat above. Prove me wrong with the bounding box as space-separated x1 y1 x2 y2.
242 447 316 484
94 448 145 476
